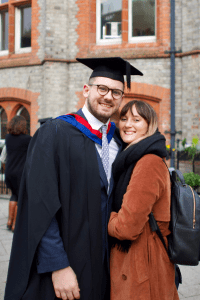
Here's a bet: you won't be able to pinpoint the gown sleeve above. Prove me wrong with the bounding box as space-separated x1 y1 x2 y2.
37 216 70 273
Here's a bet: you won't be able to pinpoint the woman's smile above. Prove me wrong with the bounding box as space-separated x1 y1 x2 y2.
119 105 148 145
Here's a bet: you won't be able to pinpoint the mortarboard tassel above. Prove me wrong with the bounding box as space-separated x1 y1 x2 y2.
126 61 131 89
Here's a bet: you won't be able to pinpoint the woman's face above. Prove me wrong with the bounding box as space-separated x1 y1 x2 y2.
119 105 148 145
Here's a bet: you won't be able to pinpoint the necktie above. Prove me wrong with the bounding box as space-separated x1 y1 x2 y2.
101 125 109 178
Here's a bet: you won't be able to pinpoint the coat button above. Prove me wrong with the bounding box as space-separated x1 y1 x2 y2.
122 274 127 280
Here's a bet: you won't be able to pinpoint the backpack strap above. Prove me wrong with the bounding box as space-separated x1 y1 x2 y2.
149 158 170 254
149 212 168 253
149 213 182 285
162 158 186 185
149 160 183 284
149 159 186 254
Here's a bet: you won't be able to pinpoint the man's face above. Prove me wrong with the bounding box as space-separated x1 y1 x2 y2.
83 77 124 123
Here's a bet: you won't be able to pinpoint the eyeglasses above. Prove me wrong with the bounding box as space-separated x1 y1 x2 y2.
88 84 124 99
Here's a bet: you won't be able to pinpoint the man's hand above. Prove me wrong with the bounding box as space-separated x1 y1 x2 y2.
52 266 80 300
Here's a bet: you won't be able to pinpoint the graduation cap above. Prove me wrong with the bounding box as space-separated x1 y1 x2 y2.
76 57 143 89
38 117 52 126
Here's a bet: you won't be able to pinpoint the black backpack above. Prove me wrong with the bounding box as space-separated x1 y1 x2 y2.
149 159 200 266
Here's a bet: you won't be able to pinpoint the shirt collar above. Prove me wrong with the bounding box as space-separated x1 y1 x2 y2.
82 105 110 131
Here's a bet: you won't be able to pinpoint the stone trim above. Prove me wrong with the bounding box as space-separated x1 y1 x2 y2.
1 48 200 69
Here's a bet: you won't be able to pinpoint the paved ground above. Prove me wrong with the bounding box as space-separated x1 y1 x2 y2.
0 196 13 300
0 197 200 300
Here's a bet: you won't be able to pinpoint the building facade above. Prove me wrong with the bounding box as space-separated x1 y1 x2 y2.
0 0 199 150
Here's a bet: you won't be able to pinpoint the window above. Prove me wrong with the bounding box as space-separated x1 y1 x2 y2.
96 0 157 45
0 10 8 53
17 106 30 134
0 107 7 139
96 0 122 45
0 0 31 55
129 0 156 43
15 6 31 53
0 0 8 55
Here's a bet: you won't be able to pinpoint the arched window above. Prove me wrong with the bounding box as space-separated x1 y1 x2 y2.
0 106 8 139
16 106 30 135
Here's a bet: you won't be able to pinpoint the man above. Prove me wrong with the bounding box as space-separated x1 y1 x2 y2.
4 57 143 300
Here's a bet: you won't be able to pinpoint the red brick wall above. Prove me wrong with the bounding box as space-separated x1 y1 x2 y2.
0 87 40 135
75 0 171 58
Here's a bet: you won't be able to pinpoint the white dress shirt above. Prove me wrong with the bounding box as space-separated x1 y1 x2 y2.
82 105 119 185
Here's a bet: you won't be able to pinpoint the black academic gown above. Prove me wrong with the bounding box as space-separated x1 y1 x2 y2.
4 113 123 300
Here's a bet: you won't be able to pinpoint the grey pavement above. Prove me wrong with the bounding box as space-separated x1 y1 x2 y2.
0 195 13 300
0 197 200 300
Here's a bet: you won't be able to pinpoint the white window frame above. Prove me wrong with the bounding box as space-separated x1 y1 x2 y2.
16 106 25 115
0 11 9 55
15 6 31 54
96 0 122 45
128 0 157 44
0 107 6 172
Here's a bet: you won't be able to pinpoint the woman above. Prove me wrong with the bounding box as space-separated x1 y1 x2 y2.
108 100 179 300
5 115 31 231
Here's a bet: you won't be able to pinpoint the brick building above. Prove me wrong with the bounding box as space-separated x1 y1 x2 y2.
0 0 199 150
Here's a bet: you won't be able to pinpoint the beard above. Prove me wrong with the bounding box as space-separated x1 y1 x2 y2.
86 96 116 124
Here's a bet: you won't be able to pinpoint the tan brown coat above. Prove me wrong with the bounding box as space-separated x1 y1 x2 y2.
108 154 179 300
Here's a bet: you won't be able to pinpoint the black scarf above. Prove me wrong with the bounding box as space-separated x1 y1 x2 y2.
110 131 167 252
